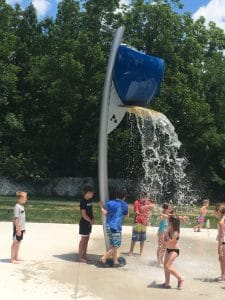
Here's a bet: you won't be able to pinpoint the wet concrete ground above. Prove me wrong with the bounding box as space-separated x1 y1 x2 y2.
0 223 224 300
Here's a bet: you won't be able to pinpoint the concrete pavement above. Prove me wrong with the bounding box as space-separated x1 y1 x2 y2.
0 222 224 300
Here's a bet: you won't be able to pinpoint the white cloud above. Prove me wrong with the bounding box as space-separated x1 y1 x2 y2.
32 0 51 17
119 0 131 6
193 0 225 31
6 0 23 5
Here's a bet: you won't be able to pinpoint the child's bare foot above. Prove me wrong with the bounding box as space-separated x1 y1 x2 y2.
160 283 171 289
128 252 133 256
177 277 184 289
11 259 20 264
15 258 24 262
216 276 225 282
79 258 87 263
157 262 163 267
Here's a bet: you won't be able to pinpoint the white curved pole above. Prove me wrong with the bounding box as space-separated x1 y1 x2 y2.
98 26 125 250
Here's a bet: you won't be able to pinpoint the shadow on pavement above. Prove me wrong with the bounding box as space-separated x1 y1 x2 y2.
53 253 127 269
147 281 178 290
193 277 223 283
0 258 11 263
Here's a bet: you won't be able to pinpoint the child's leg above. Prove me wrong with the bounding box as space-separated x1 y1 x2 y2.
129 241 136 255
139 224 146 255
194 224 200 232
164 251 182 281
15 241 22 260
83 236 90 259
140 241 144 255
79 236 88 261
222 246 225 277
129 224 139 255
101 246 117 262
157 234 166 264
11 240 21 263
199 223 204 231
112 248 119 265
219 246 225 277
163 251 171 285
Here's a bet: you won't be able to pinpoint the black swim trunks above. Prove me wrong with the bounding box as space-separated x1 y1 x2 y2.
13 225 25 241
79 219 92 236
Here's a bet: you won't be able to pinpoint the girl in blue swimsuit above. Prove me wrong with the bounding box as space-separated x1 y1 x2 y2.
157 203 171 265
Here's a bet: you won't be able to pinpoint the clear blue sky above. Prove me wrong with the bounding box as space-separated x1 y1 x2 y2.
180 0 210 13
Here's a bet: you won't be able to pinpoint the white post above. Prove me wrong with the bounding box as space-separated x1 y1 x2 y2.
98 26 125 250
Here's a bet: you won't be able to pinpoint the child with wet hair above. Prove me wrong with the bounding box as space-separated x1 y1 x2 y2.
215 204 225 281
161 215 184 289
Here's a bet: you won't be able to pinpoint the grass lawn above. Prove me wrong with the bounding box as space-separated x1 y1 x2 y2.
0 196 220 229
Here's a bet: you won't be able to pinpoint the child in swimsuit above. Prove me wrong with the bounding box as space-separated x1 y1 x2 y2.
215 204 225 281
194 199 209 232
157 203 171 265
161 215 184 289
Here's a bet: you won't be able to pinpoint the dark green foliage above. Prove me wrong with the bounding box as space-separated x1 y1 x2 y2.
0 0 225 199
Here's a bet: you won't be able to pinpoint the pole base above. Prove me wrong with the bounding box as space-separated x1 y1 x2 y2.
105 256 126 268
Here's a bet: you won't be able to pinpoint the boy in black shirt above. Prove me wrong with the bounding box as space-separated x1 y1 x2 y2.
79 185 94 262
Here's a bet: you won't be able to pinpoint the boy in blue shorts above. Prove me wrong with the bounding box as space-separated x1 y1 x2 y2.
100 189 129 267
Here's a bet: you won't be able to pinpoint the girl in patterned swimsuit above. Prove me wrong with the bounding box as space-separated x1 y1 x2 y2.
161 215 184 289
157 203 171 265
215 204 225 281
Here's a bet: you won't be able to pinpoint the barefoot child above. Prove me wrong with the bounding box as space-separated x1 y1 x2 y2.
100 189 129 267
129 192 154 256
194 199 209 232
215 204 225 281
11 191 28 264
78 185 94 263
162 215 184 289
157 203 171 265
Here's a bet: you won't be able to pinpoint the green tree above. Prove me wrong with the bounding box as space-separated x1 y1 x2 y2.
0 1 23 178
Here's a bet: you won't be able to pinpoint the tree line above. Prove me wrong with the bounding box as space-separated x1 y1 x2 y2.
0 0 225 200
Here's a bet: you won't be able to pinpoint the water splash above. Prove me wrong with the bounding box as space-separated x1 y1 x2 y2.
127 106 198 205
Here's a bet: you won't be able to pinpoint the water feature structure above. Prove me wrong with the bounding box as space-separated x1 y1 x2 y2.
98 27 165 250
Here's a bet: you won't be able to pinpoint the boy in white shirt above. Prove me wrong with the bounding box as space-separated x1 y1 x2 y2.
11 191 27 264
